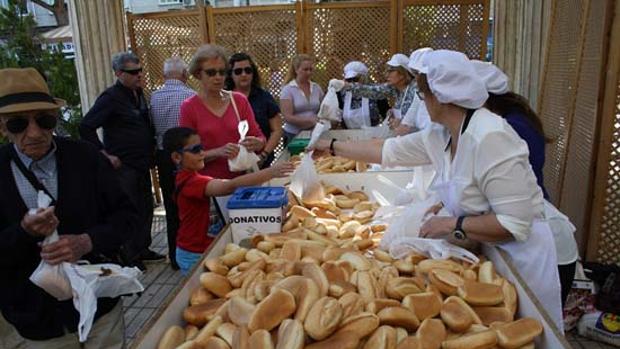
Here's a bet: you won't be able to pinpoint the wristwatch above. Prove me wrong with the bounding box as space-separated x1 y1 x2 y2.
329 138 338 156
452 216 467 240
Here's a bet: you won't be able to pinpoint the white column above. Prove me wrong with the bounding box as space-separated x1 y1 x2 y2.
68 0 126 113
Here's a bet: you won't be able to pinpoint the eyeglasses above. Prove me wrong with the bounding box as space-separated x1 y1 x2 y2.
416 90 425 100
233 67 253 76
178 143 204 154
5 113 57 134
121 68 143 75
345 77 360 83
203 69 227 77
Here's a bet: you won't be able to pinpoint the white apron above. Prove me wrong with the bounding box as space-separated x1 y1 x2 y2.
342 92 371 129
432 162 564 332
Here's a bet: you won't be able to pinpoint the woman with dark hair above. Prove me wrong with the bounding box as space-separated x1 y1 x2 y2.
225 52 282 168
472 60 578 308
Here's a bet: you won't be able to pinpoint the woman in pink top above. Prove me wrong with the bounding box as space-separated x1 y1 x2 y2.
180 44 265 179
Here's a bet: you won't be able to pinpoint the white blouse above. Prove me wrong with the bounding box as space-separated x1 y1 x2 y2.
381 108 544 241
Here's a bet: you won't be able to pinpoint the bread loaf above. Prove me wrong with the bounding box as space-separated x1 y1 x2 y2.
366 299 402 314
183 299 227 327
203 336 231 349
472 306 514 325
336 312 380 338
339 292 366 319
415 318 446 349
273 275 320 322
305 330 360 349
157 326 185 349
302 262 330 297
457 279 504 306
429 269 464 296
194 316 223 346
228 296 255 327
248 329 274 349
200 272 233 298
248 288 296 332
190 287 213 306
304 296 344 340
440 297 474 332
385 277 424 300
377 307 420 331
441 329 497 349
214 322 236 347
363 325 397 349
402 292 442 321
494 318 543 349
276 319 305 349
396 336 422 349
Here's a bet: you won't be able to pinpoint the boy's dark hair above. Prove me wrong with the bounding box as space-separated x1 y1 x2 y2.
163 127 197 153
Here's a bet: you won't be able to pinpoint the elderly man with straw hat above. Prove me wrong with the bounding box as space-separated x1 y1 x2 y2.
0 68 136 348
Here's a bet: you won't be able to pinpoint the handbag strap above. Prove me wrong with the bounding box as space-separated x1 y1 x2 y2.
8 145 57 206
225 90 242 123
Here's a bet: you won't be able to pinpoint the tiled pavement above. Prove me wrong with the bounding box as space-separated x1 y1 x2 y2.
123 210 616 349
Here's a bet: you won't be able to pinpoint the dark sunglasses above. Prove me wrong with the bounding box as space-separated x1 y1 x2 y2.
121 68 143 75
416 90 425 100
178 143 204 154
203 69 227 77
345 77 360 83
5 114 57 134
233 67 253 76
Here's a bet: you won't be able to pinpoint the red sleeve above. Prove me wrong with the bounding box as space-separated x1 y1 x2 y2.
179 97 195 128
183 174 213 200
236 92 265 141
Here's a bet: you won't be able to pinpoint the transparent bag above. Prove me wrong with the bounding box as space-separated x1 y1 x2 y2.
318 79 344 122
290 121 330 201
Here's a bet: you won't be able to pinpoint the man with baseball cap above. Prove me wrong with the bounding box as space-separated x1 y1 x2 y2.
0 67 136 348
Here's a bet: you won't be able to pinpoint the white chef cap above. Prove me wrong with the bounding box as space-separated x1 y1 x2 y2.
343 61 369 79
408 47 433 73
386 53 412 73
423 50 488 109
470 60 509 95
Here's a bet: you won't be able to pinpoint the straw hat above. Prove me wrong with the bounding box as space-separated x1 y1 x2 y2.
0 68 66 115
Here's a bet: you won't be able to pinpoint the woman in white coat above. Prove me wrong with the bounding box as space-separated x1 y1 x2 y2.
337 61 389 129
311 49 564 330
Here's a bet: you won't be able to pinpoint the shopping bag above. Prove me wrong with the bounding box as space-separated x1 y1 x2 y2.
228 119 260 172
29 191 72 301
379 196 438 250
317 79 344 122
290 121 330 201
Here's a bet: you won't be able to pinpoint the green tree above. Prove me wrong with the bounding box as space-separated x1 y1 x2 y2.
0 0 81 142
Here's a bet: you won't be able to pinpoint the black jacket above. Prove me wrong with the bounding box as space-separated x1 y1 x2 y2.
0 137 138 340
80 81 155 171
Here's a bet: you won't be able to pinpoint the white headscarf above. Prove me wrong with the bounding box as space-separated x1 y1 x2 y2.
408 47 433 73
423 50 488 109
386 53 413 74
470 60 509 94
343 61 369 79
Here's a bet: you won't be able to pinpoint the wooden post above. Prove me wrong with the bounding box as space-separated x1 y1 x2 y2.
586 0 620 261
479 0 490 60
390 0 402 54
198 4 209 44
206 5 216 44
295 0 304 53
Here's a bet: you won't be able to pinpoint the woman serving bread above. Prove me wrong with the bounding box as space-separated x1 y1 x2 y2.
311 50 564 330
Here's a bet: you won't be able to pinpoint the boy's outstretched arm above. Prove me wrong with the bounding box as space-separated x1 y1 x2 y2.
205 162 295 197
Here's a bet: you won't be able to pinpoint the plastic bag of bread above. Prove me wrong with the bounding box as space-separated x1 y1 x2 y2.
380 196 437 250
317 79 343 122
290 122 329 201
228 119 260 172
29 191 72 300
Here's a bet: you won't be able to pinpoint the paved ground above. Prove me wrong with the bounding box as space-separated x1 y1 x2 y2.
123 212 615 349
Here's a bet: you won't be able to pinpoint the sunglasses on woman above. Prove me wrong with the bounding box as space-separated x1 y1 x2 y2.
5 113 57 134
178 143 204 154
232 67 253 76
203 69 227 77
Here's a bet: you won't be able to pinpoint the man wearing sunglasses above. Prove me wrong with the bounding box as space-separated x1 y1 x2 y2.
80 51 163 271
0 68 136 348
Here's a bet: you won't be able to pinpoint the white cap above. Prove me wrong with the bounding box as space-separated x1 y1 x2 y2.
470 60 509 94
386 53 412 73
343 61 369 79
424 50 488 109
408 47 433 72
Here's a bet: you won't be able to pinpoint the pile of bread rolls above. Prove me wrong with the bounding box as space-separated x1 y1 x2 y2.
289 154 369 173
158 185 544 349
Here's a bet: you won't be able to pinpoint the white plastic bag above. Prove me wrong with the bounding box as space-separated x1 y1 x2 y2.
29 192 73 301
65 263 144 342
361 115 393 139
389 237 480 265
228 145 260 172
317 79 344 122
228 119 260 172
380 196 438 250
289 122 330 201
28 191 144 342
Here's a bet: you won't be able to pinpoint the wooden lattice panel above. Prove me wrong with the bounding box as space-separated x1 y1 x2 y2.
305 5 392 90
129 11 203 95
402 1 487 59
538 0 586 204
211 6 297 99
597 78 620 264
557 0 609 256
